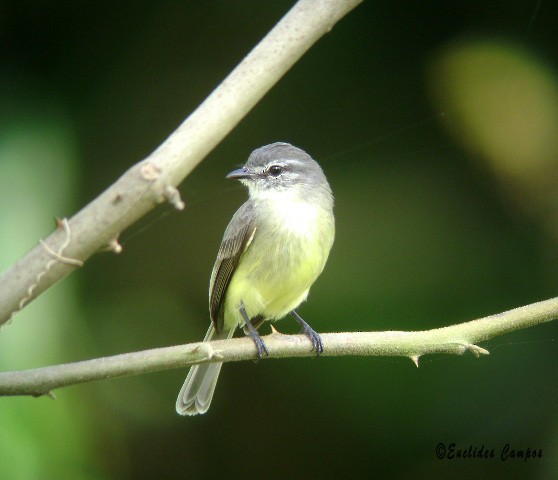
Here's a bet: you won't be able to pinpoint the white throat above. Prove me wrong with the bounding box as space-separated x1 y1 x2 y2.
250 188 321 236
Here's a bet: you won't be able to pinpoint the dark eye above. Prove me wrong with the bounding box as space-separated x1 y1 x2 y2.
268 165 283 177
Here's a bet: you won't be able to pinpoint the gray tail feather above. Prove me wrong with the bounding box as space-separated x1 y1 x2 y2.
175 325 234 415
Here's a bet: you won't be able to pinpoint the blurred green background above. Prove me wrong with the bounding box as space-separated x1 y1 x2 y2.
1 1 557 479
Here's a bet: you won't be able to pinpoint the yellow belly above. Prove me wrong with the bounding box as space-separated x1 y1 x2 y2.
223 204 334 329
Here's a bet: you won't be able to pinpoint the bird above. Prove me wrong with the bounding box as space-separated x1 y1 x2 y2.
176 142 335 415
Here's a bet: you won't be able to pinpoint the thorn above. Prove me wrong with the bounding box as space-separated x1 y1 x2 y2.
98 237 123 254
410 355 420 368
163 185 185 211
107 237 122 254
269 324 281 335
54 217 65 229
464 343 490 358
35 391 56 400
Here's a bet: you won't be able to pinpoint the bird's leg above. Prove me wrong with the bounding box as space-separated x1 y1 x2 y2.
291 310 323 355
239 302 269 358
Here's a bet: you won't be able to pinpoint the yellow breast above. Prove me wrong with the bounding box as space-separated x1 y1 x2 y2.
223 197 334 328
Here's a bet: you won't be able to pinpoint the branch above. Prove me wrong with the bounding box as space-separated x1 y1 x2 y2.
1 297 556 397
0 0 363 326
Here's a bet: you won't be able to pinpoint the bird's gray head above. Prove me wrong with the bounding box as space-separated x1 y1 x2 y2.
227 142 332 203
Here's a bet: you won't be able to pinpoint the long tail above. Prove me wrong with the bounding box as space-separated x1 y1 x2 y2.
175 325 234 415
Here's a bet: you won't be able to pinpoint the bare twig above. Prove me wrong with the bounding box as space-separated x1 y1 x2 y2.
0 0 364 326
0 296 555 397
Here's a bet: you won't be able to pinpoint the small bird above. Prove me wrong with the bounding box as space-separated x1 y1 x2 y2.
176 142 335 415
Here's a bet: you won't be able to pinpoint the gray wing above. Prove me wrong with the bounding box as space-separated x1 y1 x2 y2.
209 201 256 333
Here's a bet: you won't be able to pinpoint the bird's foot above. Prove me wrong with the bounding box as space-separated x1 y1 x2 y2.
291 310 323 355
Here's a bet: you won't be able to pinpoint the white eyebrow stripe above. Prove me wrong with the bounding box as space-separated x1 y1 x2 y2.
283 159 303 165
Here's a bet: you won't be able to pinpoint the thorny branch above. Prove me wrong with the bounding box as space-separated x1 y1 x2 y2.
0 0 364 326
0 297 556 397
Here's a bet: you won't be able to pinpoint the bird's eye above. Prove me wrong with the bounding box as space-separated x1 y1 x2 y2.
268 165 283 177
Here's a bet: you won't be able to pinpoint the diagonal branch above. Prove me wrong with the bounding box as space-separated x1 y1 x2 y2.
0 0 364 326
0 296 556 397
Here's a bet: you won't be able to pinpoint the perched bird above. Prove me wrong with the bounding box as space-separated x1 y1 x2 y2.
176 142 335 415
